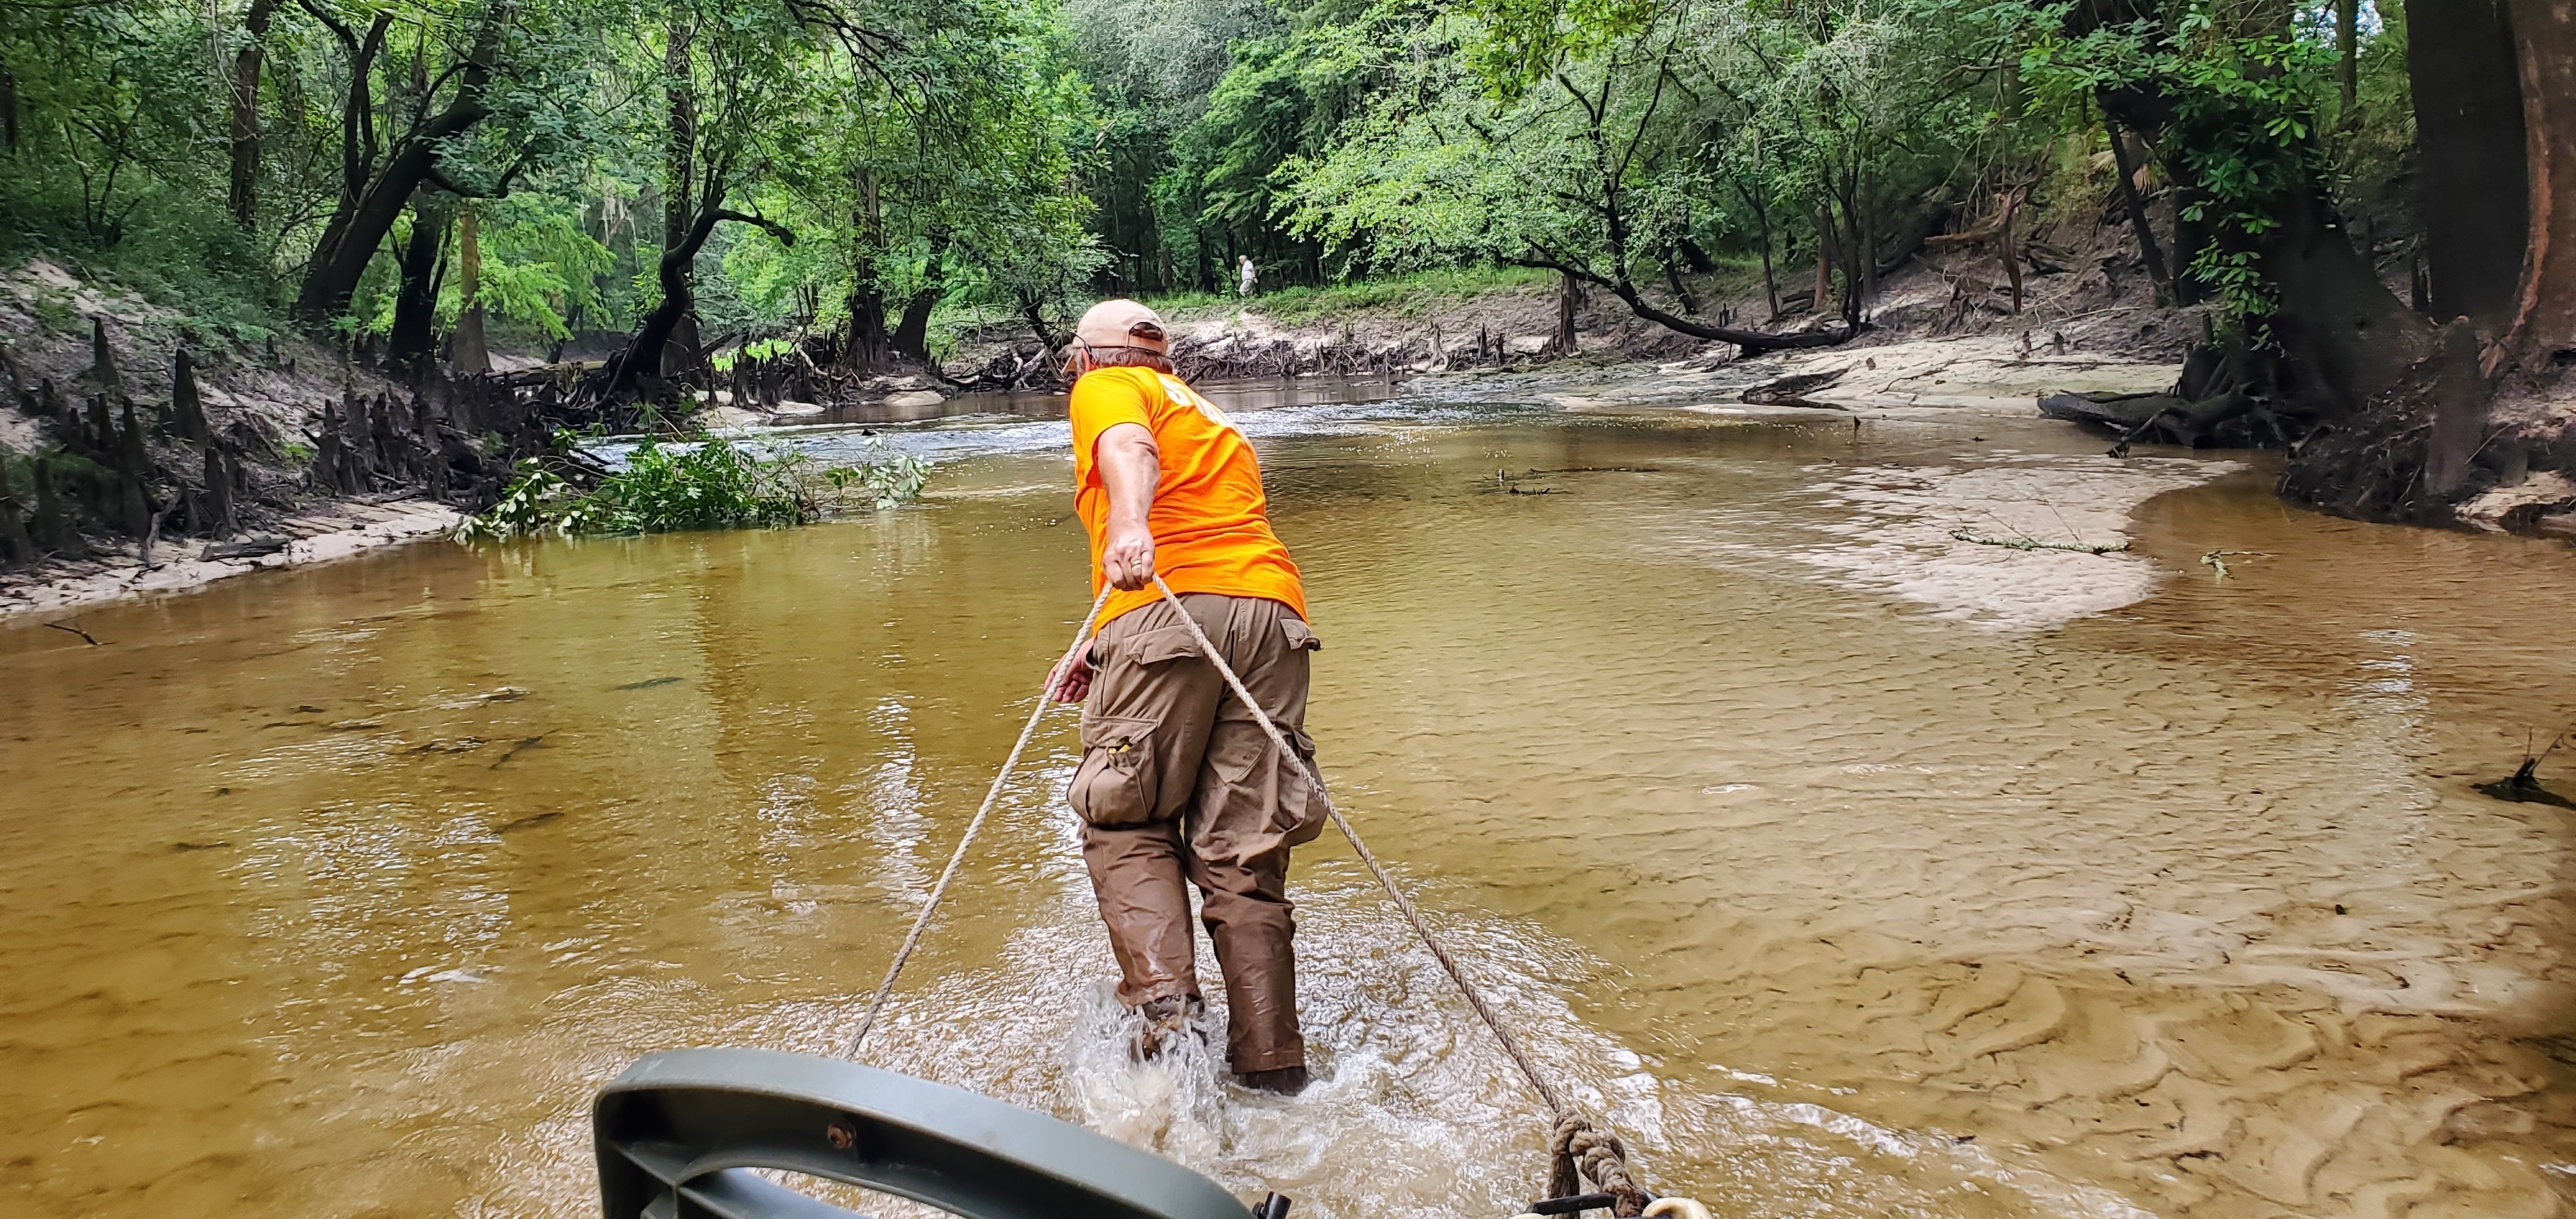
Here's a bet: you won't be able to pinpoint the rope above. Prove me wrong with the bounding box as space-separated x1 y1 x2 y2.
841 575 1654 1213
1147 578 1653 1215
1551 1115 1652 1216
1147 577 1570 1113
845 586 1115 1057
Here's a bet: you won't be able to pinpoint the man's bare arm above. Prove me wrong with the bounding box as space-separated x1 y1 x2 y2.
1096 422 1160 591
1046 421 1159 704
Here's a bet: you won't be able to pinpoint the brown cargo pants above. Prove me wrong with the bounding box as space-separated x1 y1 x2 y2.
1069 592 1327 1075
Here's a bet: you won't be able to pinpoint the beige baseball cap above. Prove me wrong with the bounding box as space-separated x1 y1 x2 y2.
1073 298 1169 355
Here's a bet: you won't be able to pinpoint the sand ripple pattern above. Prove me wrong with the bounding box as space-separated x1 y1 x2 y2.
3 405 2573 1219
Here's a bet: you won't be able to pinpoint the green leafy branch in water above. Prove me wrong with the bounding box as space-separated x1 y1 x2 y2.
456 434 927 541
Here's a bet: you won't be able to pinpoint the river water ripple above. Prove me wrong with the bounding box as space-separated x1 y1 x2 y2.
5 374 2575 1218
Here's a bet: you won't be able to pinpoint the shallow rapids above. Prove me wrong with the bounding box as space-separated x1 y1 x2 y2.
6 373 2576 1219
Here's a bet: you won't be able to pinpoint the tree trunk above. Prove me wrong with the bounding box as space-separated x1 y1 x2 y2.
1998 189 2025 315
227 0 277 231
1855 186 1878 319
1813 208 1836 315
617 256 697 399
662 19 695 253
388 192 451 371
1555 270 1578 355
661 313 700 381
889 244 944 364
291 16 495 325
841 166 885 371
1740 184 1780 318
2267 189 2435 416
2407 0 2528 321
2498 0 2576 367
291 11 392 321
2336 0 2359 117
1742 129 1779 316
1660 252 1700 316
1 59 17 151
452 204 489 374
2101 109 2174 303
1015 290 1066 353
891 290 937 364
1528 254 1856 353
845 286 889 371
606 204 793 399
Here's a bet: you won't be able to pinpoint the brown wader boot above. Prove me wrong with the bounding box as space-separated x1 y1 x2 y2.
1068 593 1326 1085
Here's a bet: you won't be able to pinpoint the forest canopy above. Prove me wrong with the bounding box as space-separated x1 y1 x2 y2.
0 0 2426 360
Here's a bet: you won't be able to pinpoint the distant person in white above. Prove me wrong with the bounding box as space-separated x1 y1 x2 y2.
1238 256 1257 299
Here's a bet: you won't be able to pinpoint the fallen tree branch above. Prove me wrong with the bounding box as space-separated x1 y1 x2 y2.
44 619 105 645
1508 249 1858 353
1949 528 2129 555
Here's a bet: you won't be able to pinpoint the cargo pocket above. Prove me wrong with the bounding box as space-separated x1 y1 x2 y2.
1275 724 1329 847
1069 715 1162 827
1125 624 1202 666
1280 618 1322 652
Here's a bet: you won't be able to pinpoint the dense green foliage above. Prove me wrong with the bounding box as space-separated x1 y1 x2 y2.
456 433 927 538
0 0 2411 346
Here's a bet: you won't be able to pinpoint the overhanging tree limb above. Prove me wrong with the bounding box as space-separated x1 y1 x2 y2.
1508 247 1853 352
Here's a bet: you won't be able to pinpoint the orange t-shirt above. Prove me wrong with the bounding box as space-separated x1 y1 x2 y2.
1070 365 1306 629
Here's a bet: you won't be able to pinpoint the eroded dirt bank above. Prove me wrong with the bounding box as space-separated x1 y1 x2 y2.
0 260 520 619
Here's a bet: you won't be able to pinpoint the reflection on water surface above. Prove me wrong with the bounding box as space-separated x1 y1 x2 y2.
4 379 2574 1219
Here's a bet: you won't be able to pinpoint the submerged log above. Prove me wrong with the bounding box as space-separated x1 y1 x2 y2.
1740 369 1848 407
2039 390 2257 451
201 534 290 560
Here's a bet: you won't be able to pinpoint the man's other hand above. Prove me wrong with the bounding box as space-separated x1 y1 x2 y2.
1102 526 1156 590
1046 653 1094 703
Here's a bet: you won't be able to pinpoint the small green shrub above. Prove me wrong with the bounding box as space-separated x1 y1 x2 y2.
457 433 928 541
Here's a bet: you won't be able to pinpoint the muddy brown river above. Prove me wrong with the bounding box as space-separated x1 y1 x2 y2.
6 371 2575 1219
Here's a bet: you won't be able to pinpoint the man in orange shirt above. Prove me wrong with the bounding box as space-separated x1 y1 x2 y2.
1043 299 1325 1095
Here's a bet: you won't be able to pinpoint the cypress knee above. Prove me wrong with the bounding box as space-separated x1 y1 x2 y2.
89 317 119 391
204 443 236 537
118 399 150 476
314 431 341 493
86 395 115 457
370 395 399 477
33 458 85 558
118 474 151 539
173 349 209 445
0 493 31 568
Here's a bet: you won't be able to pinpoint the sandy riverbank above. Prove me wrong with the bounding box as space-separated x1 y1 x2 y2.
0 498 458 621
